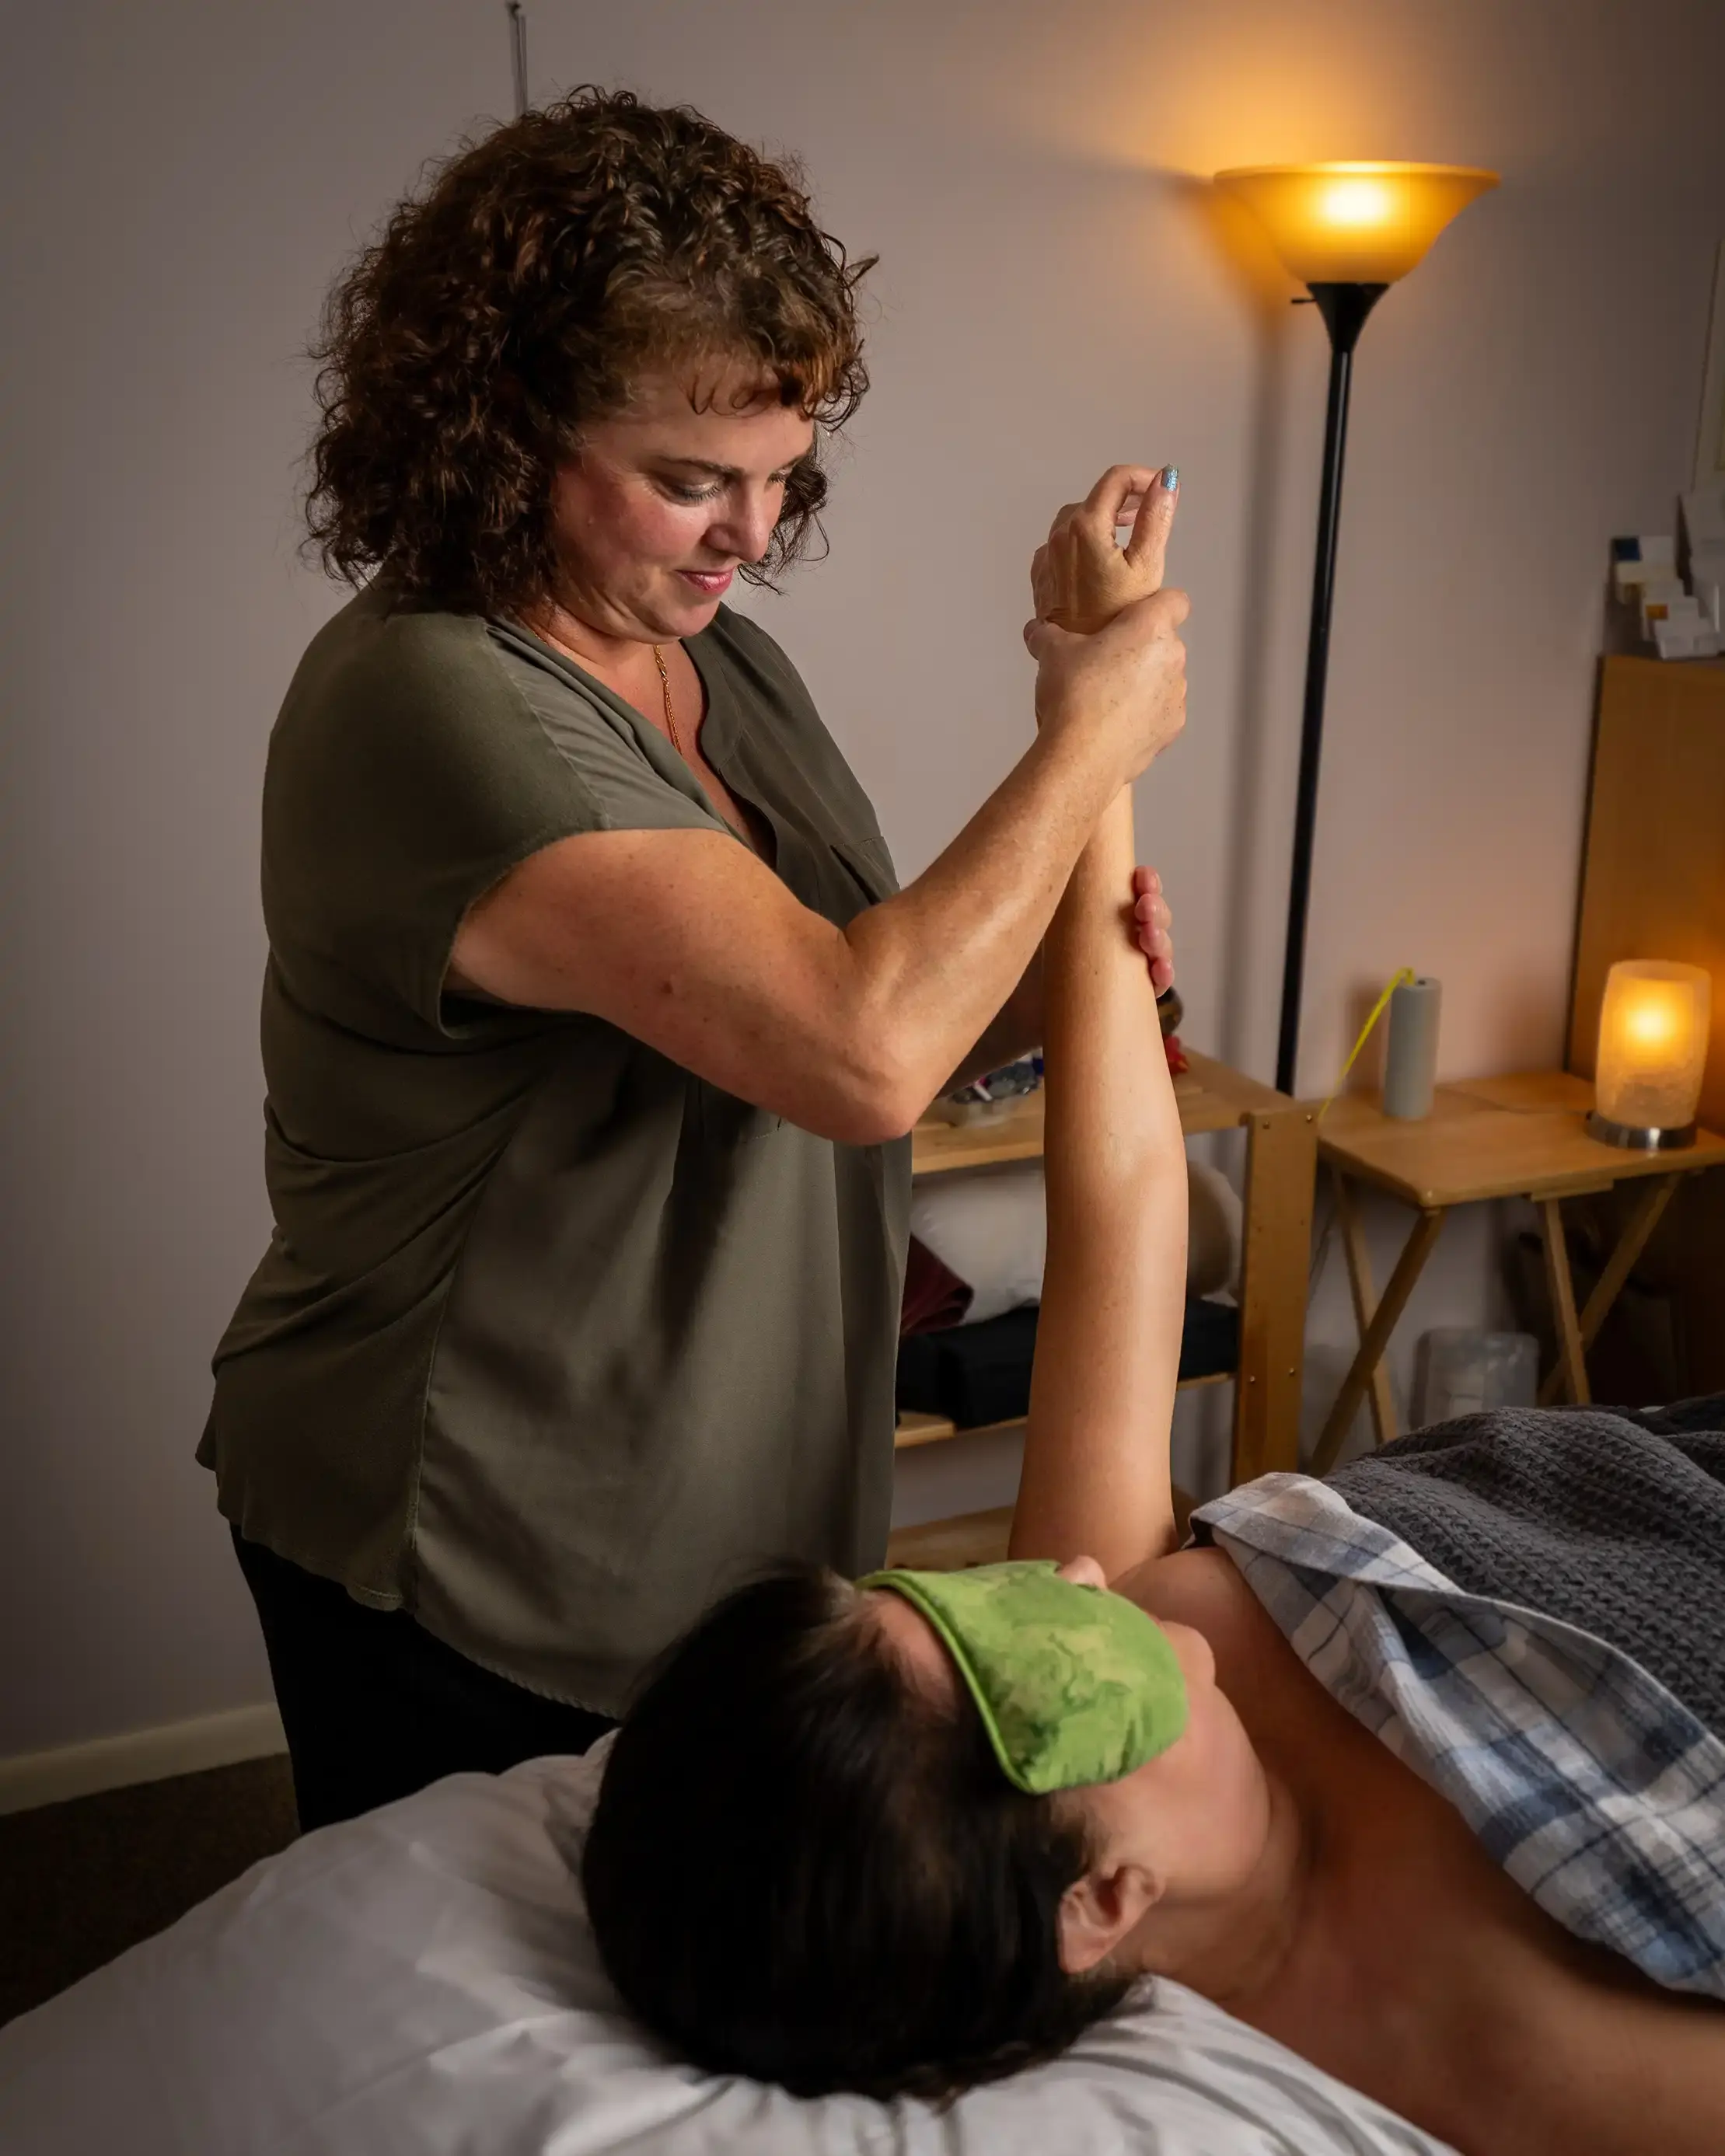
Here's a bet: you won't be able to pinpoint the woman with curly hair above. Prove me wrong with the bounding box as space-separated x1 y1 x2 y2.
200 87 1190 1830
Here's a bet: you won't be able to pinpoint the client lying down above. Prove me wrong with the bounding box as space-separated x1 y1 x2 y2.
583 773 1725 2138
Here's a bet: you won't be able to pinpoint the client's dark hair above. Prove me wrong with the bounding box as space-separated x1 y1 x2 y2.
581 1566 1130 2101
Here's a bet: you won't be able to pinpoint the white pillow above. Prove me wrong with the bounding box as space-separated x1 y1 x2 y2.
911 1164 1047 1322
912 1160 1242 1321
0 1743 1454 2156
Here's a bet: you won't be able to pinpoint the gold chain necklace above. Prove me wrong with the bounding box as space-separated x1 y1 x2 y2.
650 644 686 759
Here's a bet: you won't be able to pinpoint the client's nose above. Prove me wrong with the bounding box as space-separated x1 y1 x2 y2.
1057 1554 1109 1590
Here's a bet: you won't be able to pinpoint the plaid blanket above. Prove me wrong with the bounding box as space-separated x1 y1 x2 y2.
1192 1474 1725 1999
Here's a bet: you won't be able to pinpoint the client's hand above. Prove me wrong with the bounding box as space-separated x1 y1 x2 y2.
1028 462 1185 987
1032 462 1179 634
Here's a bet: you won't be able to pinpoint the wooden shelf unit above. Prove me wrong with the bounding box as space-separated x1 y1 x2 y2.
898 1048 1315 1488
1563 655 1725 1395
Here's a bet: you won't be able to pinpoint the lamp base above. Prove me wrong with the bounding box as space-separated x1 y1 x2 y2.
1585 1110 1697 1153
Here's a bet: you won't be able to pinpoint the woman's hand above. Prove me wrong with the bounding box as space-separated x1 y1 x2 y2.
1023 583 1189 786
1134 865 1175 993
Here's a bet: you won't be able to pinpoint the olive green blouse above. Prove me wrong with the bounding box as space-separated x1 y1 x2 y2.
201 589 910 1715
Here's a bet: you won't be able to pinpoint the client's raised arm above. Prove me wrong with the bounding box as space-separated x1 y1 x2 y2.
1008 790 1187 1579
1006 467 1189 1579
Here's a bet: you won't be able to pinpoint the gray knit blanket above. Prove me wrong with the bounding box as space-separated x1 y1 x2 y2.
1193 1399 1725 1996
1322 1397 1725 1738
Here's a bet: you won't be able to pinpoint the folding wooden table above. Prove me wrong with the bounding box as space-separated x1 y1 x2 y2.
1311 1070 1725 1474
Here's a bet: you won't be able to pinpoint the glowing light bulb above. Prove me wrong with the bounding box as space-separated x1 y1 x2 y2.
1319 178 1393 230
1625 996 1680 1048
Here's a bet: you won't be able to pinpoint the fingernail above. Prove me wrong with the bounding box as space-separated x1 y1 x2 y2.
1161 465 1179 491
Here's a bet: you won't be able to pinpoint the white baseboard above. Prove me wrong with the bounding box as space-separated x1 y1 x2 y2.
0 1702 288 1817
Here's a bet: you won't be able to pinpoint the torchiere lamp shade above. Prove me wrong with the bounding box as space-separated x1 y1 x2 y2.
1213 162 1499 284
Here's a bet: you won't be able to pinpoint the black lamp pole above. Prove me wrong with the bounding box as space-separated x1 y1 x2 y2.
1273 280 1388 1097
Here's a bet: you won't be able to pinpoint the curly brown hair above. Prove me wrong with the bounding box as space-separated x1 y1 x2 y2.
305 88 874 614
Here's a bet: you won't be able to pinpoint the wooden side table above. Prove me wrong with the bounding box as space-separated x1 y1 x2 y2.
1311 1070 1725 1474
887 1050 1316 1568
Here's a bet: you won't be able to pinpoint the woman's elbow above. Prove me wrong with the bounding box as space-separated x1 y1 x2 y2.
833 1099 924 1147
805 1044 928 1147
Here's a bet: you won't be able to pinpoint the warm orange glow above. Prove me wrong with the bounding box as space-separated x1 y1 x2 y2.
1318 176 1395 229
1625 996 1681 1049
1596 961 1711 1131
1212 162 1499 284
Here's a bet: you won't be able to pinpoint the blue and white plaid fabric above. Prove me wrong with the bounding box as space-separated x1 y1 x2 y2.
1194 1474 1725 1998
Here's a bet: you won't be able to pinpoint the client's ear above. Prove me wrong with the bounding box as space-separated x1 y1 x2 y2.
1057 1862 1161 1976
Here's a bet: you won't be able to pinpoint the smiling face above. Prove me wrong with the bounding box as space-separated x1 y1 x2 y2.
543 358 816 646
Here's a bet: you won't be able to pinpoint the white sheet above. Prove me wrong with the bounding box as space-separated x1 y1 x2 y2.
0 1747 1454 2154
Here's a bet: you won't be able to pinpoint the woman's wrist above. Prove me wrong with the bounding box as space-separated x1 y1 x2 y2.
1018 706 1137 834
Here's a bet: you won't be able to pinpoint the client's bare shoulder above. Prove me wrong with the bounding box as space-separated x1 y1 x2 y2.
1117 1542 1261 1650
1116 1541 1298 1708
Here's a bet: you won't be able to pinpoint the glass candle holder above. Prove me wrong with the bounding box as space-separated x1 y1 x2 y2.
1587 959 1712 1150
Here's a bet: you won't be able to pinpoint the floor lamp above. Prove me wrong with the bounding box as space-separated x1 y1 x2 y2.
1213 164 1499 1096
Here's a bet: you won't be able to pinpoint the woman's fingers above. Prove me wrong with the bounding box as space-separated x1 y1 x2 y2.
1134 881 1171 937
1147 583 1191 630
1133 887 1171 934
1130 870 1175 988
1022 613 1079 660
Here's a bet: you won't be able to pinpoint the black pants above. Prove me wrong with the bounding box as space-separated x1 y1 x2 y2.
232 1530 615 1831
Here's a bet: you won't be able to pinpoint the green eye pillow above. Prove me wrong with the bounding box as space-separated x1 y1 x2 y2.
857 1559 1189 1794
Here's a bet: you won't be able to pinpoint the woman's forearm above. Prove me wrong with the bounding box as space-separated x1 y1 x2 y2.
839 577 1186 1127
452 588 1187 1146
942 948 1043 1093
1009 786 1186 1579
449 742 1108 1146
840 724 1123 1123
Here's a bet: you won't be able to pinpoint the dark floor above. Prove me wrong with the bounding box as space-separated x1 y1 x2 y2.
0 1754 299 2027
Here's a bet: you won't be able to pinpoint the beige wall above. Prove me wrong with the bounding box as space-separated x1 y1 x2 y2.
4 0 1722 1760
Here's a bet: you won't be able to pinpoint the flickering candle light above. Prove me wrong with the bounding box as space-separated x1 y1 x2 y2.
1588 960 1712 1150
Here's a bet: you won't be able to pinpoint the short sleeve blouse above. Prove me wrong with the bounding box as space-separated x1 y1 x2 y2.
201 588 910 1715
